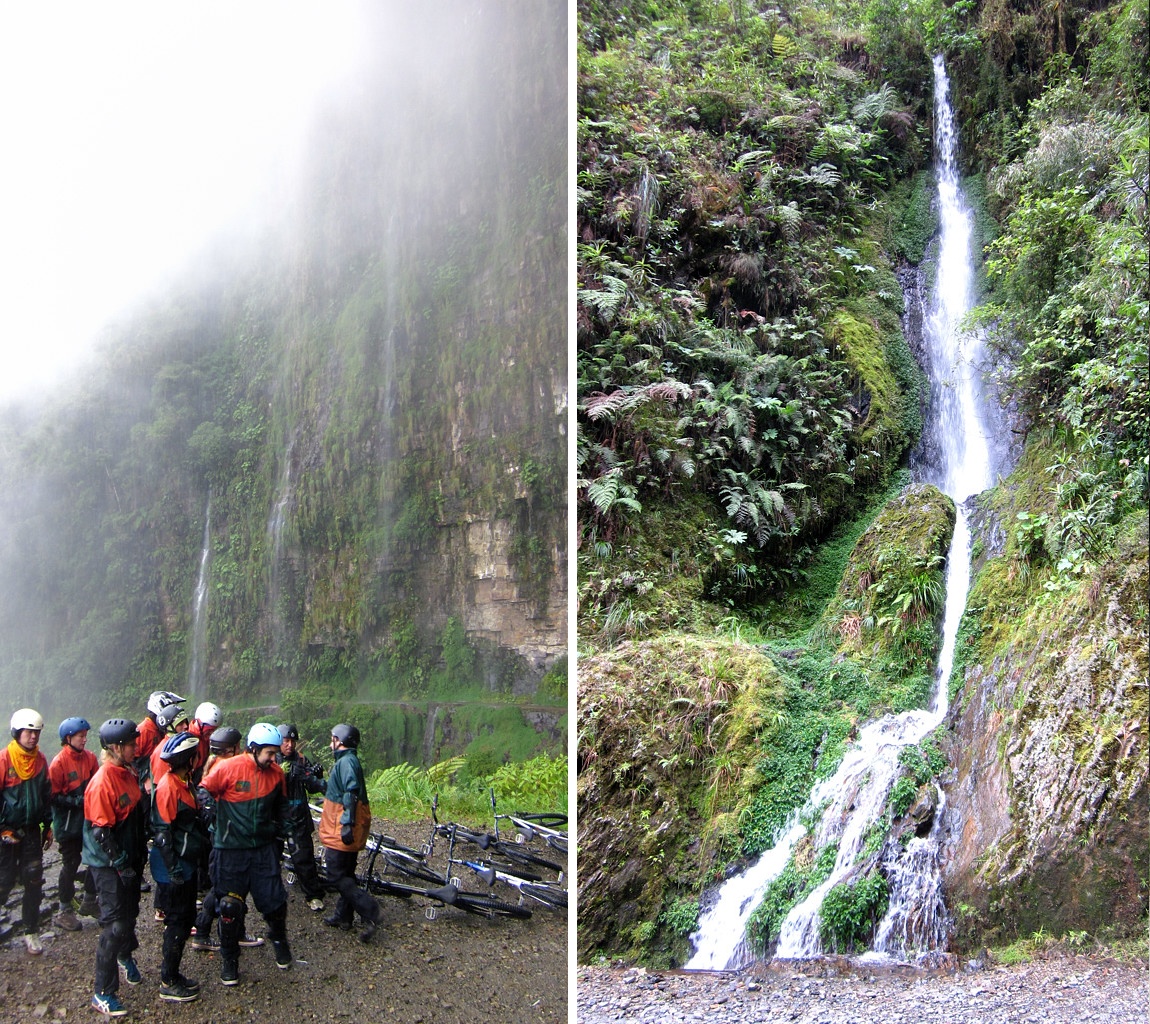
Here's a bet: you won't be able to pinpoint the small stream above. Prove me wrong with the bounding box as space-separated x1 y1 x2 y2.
685 56 995 970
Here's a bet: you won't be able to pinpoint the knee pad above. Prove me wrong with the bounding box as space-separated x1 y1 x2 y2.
218 893 246 947
21 860 43 888
108 917 129 944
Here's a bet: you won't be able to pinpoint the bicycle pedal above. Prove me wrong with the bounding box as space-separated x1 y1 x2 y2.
424 907 438 921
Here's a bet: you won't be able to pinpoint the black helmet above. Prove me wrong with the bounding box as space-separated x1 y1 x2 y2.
99 718 138 748
209 726 242 753
277 723 299 741
155 702 184 731
331 723 360 749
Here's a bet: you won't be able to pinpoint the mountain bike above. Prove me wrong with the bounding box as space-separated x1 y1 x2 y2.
456 858 568 911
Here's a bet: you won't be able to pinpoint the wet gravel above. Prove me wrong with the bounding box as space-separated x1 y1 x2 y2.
0 819 567 1023
578 955 1149 1024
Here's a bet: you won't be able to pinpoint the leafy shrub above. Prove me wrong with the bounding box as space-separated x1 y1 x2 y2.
818 870 890 952
747 840 839 951
889 775 919 818
660 898 700 937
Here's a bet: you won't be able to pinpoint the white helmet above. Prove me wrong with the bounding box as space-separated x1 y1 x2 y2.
194 702 223 727
147 690 186 717
10 708 44 737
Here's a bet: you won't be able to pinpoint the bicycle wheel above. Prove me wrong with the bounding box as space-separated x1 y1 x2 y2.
490 841 564 876
362 875 423 900
450 890 533 920
514 812 568 828
382 850 446 886
521 883 567 910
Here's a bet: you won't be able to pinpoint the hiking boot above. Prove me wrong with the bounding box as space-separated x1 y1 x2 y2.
24 933 43 955
91 992 128 1017
238 932 264 947
78 896 100 917
175 973 200 993
358 919 378 943
158 980 200 1002
220 959 240 986
322 913 352 931
118 955 142 985
55 909 82 932
306 897 325 912
272 939 293 969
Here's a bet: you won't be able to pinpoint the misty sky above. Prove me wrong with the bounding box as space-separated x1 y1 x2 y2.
0 2 369 404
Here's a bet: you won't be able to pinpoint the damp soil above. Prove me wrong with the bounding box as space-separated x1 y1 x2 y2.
0 819 567 1023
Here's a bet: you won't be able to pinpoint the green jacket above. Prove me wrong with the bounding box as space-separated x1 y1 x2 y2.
0 747 51 833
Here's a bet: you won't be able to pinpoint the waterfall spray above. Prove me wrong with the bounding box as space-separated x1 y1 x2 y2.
188 496 212 699
267 439 295 674
686 57 994 968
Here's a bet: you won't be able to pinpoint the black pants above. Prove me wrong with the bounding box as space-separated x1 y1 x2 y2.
322 847 379 925
0 831 44 931
90 865 142 997
56 833 96 907
161 867 198 984
288 826 325 900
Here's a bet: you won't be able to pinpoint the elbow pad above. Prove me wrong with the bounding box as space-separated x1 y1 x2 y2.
91 824 126 869
153 828 176 872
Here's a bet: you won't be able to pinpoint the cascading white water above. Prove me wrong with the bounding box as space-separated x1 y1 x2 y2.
686 57 991 968
188 496 212 698
267 439 295 671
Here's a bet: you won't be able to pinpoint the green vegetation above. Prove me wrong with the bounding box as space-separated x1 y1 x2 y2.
818 869 890 952
577 0 1146 967
747 837 839 951
365 753 567 822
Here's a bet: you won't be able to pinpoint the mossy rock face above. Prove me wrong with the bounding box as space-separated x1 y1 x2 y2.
822 481 955 665
576 635 785 963
941 509 1149 949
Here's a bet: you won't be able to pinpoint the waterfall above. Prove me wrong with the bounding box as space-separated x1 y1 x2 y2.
267 439 294 673
686 57 992 969
188 496 212 699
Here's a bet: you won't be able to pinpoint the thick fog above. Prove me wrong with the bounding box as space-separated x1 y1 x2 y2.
0 0 568 719
0 1 369 405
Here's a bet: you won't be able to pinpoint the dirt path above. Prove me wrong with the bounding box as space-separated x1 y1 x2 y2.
1 820 566 1023
578 955 1148 1024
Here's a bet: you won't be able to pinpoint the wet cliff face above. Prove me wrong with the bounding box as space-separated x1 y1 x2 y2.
939 506 1148 946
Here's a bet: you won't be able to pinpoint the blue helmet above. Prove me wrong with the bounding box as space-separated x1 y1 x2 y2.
59 716 92 743
159 732 200 769
246 722 282 752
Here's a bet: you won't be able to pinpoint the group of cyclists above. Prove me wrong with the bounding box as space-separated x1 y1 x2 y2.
0 691 382 1016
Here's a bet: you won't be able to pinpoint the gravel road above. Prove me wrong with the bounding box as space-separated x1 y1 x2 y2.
578 955 1148 1024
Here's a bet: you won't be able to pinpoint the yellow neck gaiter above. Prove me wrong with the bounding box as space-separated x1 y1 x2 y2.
6 739 39 780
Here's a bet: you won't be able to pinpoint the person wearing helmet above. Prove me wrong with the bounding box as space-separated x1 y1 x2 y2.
149 703 192 790
198 722 293 984
318 723 382 942
83 718 148 1018
0 708 53 956
49 716 100 931
149 704 195 926
150 733 210 1003
139 692 185 759
188 724 256 953
188 701 222 783
276 724 327 912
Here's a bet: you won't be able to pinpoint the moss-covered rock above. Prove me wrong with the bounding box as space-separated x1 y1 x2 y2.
822 482 955 675
941 504 1149 948
576 635 785 964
